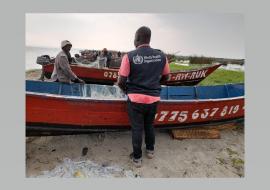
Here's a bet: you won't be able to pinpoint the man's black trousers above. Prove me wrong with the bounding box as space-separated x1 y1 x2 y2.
127 100 158 159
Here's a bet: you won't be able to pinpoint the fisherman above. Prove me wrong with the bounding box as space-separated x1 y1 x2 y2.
117 26 170 168
98 48 109 68
107 52 112 67
117 51 122 58
51 40 84 83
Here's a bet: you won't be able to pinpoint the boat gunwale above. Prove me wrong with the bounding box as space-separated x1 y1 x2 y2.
44 63 222 74
70 64 118 71
26 91 244 103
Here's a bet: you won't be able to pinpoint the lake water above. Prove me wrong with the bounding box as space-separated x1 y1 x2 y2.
25 46 83 70
219 63 245 71
175 61 244 71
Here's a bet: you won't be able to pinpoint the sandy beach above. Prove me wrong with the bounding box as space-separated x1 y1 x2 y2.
26 70 244 178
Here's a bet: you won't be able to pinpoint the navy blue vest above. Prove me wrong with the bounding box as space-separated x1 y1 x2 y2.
126 46 166 96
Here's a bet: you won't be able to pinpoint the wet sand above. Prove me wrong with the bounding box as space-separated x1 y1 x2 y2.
26 70 244 178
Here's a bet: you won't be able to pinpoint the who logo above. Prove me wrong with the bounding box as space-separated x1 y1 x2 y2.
133 55 143 64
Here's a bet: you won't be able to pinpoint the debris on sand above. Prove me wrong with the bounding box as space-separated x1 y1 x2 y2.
29 158 137 178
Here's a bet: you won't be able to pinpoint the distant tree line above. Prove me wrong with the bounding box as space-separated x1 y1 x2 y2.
188 56 214 64
170 54 245 65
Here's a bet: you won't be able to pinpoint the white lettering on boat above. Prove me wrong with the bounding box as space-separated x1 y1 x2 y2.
155 105 241 122
104 71 118 79
170 69 209 81
200 70 207 77
178 111 188 122
190 72 196 79
158 111 169 121
168 111 179 121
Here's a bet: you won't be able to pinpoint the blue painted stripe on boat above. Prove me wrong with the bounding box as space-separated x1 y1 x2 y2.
25 80 244 100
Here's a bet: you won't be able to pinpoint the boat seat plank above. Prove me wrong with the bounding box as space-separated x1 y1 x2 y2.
59 83 82 96
160 86 195 100
26 81 60 94
226 84 245 97
196 85 228 99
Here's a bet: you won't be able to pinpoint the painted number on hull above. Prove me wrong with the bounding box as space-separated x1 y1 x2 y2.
156 111 188 123
104 71 118 79
155 105 241 123
178 111 188 122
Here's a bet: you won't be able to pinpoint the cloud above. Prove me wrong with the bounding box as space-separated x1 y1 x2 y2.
26 13 244 58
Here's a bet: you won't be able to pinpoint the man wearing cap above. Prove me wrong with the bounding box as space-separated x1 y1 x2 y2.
51 40 84 83
117 26 170 168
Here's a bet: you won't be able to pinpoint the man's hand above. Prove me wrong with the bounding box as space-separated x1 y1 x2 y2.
160 74 169 83
74 77 85 84
78 78 85 84
116 76 127 93
166 54 175 63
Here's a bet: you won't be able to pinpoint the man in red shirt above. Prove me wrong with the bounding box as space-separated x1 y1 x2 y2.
117 26 170 168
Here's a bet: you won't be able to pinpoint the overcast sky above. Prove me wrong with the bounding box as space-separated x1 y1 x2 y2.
26 13 244 59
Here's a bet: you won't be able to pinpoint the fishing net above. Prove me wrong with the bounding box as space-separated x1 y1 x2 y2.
75 57 107 68
29 158 136 178
83 84 126 99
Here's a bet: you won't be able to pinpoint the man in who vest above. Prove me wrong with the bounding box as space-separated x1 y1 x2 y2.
117 26 170 168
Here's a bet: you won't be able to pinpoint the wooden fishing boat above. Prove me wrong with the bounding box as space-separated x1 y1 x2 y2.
43 63 221 86
26 80 244 134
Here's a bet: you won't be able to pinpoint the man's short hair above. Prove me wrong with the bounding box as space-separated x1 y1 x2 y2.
136 26 151 43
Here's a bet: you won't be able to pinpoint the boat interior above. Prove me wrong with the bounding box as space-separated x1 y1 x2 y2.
26 80 244 100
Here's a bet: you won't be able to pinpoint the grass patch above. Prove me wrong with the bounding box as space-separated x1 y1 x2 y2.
199 69 244 86
169 63 244 86
231 158 244 170
216 157 227 165
231 158 244 177
226 148 238 156
169 63 204 71
231 158 244 165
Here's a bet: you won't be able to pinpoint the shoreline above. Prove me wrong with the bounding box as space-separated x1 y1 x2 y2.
26 129 244 178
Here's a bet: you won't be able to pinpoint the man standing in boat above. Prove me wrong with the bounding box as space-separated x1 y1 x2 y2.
51 40 84 83
117 26 170 168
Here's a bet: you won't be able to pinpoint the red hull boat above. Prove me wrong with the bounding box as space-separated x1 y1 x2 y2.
26 80 244 134
43 63 221 86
